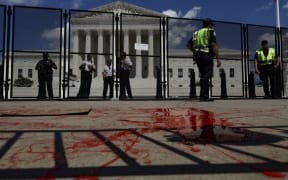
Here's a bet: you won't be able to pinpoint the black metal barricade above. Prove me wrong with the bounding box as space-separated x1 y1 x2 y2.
0 4 286 100
10 6 63 99
246 24 278 98
119 13 162 99
67 10 114 99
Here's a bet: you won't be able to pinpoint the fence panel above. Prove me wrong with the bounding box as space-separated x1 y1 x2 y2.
11 6 62 99
246 25 276 98
210 21 243 98
282 28 288 97
167 18 201 98
120 14 162 98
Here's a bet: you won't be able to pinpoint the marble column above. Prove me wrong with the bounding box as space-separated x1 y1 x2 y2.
148 30 154 78
97 30 104 77
124 30 129 53
135 30 142 78
110 31 113 54
72 30 80 77
85 30 91 53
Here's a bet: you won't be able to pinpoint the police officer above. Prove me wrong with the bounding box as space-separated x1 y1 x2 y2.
77 54 96 98
35 52 57 99
102 59 114 99
119 52 133 99
187 18 221 102
254 40 280 99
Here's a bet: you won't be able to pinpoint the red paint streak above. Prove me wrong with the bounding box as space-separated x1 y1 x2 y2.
74 176 99 180
37 178 55 180
190 147 201 153
263 171 286 178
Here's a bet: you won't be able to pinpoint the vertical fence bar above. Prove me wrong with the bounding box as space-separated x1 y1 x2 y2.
62 10 68 99
5 6 12 99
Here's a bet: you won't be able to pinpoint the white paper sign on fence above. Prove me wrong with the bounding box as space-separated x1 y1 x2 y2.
134 43 149 51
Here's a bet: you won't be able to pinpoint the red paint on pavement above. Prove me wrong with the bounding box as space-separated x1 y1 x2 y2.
190 147 201 153
262 171 286 178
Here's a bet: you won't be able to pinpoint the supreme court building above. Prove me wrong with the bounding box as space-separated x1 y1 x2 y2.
10 1 288 98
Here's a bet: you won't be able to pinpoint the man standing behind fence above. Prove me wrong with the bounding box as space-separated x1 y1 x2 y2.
102 59 114 99
35 52 57 99
119 52 133 99
254 40 280 99
77 54 96 98
186 18 221 102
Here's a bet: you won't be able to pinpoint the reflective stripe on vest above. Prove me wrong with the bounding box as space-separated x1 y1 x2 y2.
192 28 213 53
256 48 275 66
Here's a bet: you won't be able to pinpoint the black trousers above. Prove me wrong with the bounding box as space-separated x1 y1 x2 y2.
194 52 213 99
259 66 276 98
119 69 132 98
37 72 53 99
77 71 92 98
103 76 114 98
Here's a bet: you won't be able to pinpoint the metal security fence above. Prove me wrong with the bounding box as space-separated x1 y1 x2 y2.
166 18 202 98
67 10 114 99
10 6 63 99
0 4 287 100
281 27 288 97
120 13 163 98
246 24 277 98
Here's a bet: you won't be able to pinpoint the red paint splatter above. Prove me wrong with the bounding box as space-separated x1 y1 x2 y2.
263 171 286 178
190 147 201 153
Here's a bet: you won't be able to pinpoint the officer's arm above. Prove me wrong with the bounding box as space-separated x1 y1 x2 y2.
186 38 193 51
210 30 221 67
211 42 221 67
275 55 281 68
254 53 260 74
51 60 57 69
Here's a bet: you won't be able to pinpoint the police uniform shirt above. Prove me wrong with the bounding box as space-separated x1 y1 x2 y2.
121 56 133 70
80 61 95 72
36 59 56 74
254 49 278 60
103 65 113 77
188 29 217 49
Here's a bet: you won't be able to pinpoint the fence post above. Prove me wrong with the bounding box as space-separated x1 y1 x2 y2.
4 6 12 100
189 69 196 98
156 66 162 99
220 69 227 98
248 71 256 98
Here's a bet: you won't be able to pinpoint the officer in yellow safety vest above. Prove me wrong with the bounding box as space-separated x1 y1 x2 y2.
187 18 221 102
254 40 280 99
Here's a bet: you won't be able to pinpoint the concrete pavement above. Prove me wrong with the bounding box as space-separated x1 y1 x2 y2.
0 99 287 180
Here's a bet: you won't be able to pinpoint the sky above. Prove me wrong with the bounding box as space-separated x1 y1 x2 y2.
0 0 287 55
0 0 288 27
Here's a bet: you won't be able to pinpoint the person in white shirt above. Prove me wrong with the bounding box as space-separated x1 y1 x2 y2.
119 52 133 99
77 54 96 98
102 59 114 99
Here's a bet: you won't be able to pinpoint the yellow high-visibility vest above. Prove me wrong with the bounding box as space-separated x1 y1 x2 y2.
192 28 213 53
256 48 275 66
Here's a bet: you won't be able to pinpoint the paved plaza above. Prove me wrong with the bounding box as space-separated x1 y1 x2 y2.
0 99 287 180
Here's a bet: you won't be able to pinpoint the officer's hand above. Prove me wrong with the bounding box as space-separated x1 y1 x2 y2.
216 59 221 67
255 69 260 74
